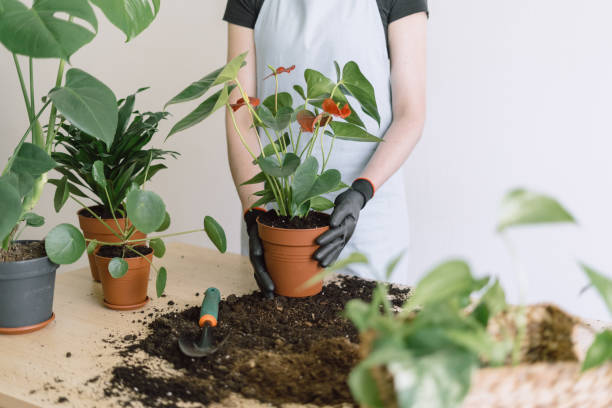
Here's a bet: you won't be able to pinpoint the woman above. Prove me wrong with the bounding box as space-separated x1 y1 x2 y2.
224 0 428 297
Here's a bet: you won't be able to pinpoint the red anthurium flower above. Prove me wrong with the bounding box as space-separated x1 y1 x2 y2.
297 110 332 133
264 65 296 79
322 98 351 119
230 97 260 112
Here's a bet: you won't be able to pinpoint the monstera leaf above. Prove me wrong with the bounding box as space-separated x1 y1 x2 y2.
0 0 98 59
91 0 160 41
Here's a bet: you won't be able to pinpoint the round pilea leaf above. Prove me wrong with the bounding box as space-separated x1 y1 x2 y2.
156 211 171 232
126 189 166 234
45 224 86 264
23 212 45 227
108 257 128 278
204 216 226 253
156 267 167 297
149 238 166 258
86 240 98 254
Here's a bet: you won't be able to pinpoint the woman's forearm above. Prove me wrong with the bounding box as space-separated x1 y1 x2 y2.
360 115 424 188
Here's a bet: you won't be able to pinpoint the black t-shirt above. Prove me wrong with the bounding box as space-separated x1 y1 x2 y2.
223 0 428 50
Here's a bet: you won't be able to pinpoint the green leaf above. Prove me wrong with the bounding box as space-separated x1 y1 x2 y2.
92 160 106 188
149 238 166 258
86 239 97 254
204 216 227 253
108 257 128 278
167 84 235 138
385 251 405 280
582 330 612 371
0 178 22 242
212 52 247 85
165 66 223 109
257 105 293 131
262 92 293 114
258 153 300 178
53 176 69 213
334 61 341 82
240 172 267 186
297 169 341 205
407 260 486 310
156 211 171 232
292 156 319 204
581 263 612 315
389 348 477 408
90 0 159 41
293 84 306 101
126 190 166 234
259 133 291 160
45 223 86 264
348 360 385 408
23 212 44 227
497 189 575 232
341 61 380 125
310 196 334 211
250 190 275 209
156 266 167 297
328 252 369 273
0 0 97 59
471 279 507 326
12 170 34 198
327 122 383 142
305 69 336 99
11 143 57 176
49 69 118 148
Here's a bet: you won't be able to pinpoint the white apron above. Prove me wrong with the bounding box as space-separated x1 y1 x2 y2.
240 0 411 284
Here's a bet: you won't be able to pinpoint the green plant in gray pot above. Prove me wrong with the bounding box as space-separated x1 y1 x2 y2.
50 88 178 282
0 0 160 333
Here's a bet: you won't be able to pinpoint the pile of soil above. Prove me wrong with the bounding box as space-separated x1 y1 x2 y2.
259 210 330 229
97 245 152 259
106 276 410 407
0 240 46 262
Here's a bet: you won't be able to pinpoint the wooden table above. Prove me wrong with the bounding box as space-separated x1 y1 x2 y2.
0 243 282 408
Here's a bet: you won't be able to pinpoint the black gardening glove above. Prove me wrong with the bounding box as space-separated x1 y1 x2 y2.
244 208 275 299
314 179 374 267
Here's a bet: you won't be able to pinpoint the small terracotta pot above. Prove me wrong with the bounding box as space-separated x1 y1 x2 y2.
257 216 329 298
95 250 152 310
78 207 146 282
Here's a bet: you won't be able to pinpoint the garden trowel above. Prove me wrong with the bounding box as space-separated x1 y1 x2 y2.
178 287 226 358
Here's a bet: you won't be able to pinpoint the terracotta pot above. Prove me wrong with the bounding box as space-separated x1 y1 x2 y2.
257 216 329 298
95 249 152 310
78 207 146 282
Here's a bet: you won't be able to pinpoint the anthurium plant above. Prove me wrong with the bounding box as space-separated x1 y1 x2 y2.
44 158 226 296
342 188 611 407
165 52 383 218
50 88 178 214
0 0 160 251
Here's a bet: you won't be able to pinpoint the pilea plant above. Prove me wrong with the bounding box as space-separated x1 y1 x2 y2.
342 188 611 407
0 0 160 251
44 159 226 296
164 52 383 218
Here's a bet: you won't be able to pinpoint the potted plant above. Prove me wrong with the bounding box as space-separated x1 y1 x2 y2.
50 88 177 282
340 189 612 407
45 160 227 310
0 0 160 333
164 53 383 297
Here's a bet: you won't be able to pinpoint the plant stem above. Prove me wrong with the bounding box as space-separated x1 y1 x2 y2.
234 79 265 154
125 245 158 272
45 58 67 151
104 186 124 236
96 228 207 244
274 74 279 113
3 100 52 176
12 54 32 119
71 196 124 241
227 105 257 160
29 58 35 117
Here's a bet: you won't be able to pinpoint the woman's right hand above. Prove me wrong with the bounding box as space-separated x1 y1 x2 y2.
244 208 275 298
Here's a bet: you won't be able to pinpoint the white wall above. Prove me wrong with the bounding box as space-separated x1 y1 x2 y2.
1 1 611 320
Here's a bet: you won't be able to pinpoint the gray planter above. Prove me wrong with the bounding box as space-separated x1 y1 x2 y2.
0 240 58 331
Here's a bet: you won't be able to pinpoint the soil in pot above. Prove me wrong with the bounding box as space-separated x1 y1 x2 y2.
258 210 330 298
0 241 46 262
78 206 146 282
96 245 153 310
105 276 412 407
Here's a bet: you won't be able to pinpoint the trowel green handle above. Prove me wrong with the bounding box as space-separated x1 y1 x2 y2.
198 287 220 328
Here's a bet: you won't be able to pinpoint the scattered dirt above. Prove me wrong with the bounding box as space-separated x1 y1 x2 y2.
78 205 125 219
0 240 46 262
65 352 72 358
259 210 330 229
97 245 152 259
106 276 411 407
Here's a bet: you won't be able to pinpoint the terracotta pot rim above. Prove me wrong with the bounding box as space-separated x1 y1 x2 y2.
256 218 330 232
93 248 153 261
77 206 126 221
